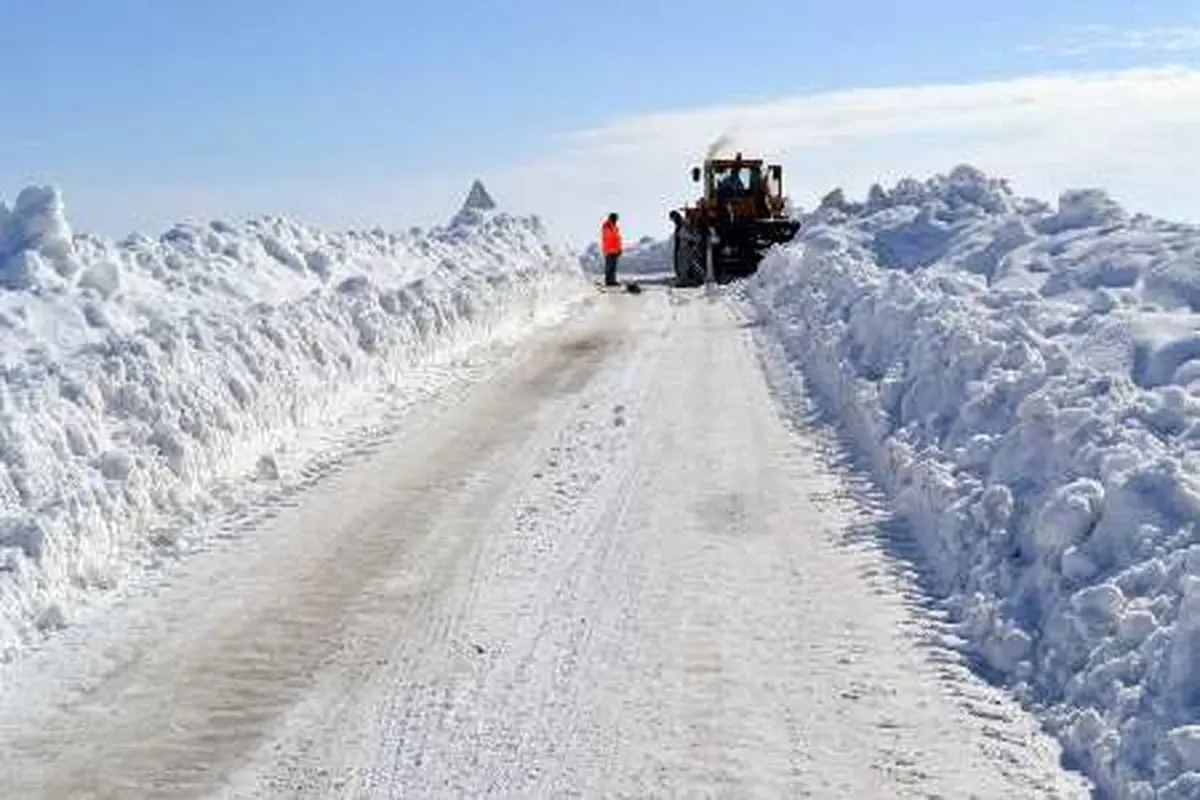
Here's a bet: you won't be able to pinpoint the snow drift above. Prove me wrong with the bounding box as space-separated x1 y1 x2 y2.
0 182 585 659
742 165 1200 798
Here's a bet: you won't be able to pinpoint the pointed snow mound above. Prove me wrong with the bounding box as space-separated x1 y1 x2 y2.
462 179 496 212
449 180 498 231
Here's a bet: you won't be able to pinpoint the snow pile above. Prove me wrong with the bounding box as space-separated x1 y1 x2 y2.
0 182 585 659
580 236 672 276
744 165 1200 798
0 186 82 290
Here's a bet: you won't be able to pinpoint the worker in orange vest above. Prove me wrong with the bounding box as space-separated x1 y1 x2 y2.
600 212 623 286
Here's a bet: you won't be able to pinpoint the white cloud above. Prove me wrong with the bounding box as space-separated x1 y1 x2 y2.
13 66 1200 252
488 66 1200 247
1025 24 1200 57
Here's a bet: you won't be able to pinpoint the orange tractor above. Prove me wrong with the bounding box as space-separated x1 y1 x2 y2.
669 152 800 286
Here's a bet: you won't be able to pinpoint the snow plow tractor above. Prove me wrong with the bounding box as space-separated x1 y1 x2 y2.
669 153 800 286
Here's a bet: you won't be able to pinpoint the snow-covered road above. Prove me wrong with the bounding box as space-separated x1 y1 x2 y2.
0 282 1092 798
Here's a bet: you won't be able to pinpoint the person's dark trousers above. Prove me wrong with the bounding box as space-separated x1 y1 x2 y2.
604 253 619 285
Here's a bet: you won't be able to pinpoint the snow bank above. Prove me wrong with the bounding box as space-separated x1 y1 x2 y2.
744 166 1200 798
0 182 585 659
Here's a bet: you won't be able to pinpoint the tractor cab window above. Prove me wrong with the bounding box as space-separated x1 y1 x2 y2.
746 167 764 191
713 166 758 198
764 168 780 197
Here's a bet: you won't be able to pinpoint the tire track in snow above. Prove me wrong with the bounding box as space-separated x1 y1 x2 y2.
358 300 661 798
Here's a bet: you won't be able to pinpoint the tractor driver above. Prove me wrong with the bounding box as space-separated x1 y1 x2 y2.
717 168 745 201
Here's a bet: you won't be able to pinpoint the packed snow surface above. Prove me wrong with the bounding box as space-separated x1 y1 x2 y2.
0 182 585 660
0 285 1089 797
742 165 1200 798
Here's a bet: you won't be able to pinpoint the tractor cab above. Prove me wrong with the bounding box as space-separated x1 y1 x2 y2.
691 154 784 218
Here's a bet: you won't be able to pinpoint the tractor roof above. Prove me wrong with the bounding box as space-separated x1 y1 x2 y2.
706 156 764 168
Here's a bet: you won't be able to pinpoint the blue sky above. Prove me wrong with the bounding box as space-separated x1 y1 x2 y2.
3 0 1200 242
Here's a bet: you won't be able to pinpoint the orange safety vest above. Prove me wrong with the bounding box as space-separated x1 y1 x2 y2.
601 220 622 255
